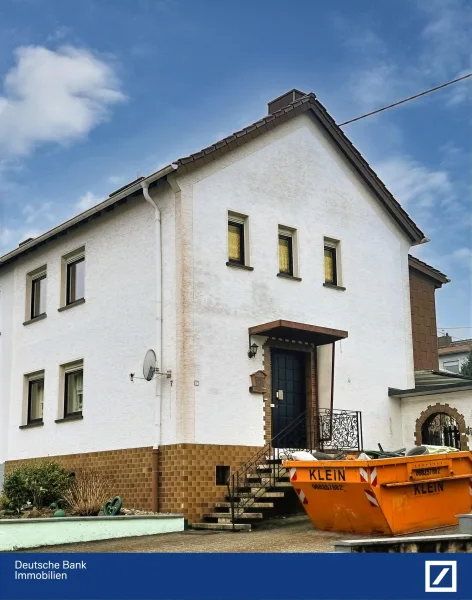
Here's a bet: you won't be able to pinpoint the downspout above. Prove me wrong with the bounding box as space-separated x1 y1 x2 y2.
141 179 164 513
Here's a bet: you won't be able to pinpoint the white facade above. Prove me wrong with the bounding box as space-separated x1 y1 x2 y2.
1 109 419 463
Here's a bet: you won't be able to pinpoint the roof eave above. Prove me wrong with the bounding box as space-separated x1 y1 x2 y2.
0 164 177 268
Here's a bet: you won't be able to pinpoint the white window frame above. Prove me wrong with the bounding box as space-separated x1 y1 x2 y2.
59 359 84 419
22 370 45 426
25 265 47 321
60 247 85 308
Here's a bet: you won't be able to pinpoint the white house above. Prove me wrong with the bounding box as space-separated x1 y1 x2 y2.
438 335 472 374
1 89 470 524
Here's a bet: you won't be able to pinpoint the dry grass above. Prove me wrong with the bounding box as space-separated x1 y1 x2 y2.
64 469 114 516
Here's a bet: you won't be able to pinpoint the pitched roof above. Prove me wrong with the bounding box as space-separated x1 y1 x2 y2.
438 340 472 356
408 255 450 287
0 91 426 267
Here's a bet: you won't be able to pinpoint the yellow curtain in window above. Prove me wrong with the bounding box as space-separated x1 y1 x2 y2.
279 237 290 273
228 224 241 262
324 248 334 282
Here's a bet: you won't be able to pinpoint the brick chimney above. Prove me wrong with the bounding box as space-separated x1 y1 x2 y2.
268 89 307 114
438 333 452 348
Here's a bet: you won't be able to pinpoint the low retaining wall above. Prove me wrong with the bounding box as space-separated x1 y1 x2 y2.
0 515 184 551
334 534 472 553
458 514 472 534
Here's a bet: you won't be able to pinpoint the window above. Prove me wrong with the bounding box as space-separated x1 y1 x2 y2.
323 238 342 287
64 367 83 417
27 373 44 424
31 273 47 319
216 465 230 486
279 234 293 275
228 220 245 265
443 360 460 374
66 257 85 305
324 246 337 284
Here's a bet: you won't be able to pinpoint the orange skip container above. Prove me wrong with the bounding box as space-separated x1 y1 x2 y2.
284 452 472 535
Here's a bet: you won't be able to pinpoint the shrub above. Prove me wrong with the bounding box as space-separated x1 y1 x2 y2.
64 469 114 516
3 462 72 511
3 468 29 512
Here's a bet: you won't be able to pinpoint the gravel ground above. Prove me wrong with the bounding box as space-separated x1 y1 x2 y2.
20 516 459 554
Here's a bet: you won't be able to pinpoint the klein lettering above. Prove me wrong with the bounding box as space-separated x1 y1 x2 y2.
414 481 444 495
309 468 345 482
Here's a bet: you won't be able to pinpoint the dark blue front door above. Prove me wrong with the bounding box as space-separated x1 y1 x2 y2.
271 349 306 447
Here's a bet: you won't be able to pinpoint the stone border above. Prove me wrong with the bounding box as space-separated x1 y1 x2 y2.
0 514 185 552
414 403 469 450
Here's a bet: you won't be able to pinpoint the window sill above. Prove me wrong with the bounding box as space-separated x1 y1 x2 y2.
23 313 47 326
58 298 85 312
19 421 44 429
226 262 254 271
323 282 346 291
277 273 302 282
55 413 83 424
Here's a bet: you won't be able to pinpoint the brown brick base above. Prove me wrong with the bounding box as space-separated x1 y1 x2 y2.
158 444 262 523
5 447 154 510
5 443 262 523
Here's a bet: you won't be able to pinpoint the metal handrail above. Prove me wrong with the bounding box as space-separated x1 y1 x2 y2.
226 408 363 528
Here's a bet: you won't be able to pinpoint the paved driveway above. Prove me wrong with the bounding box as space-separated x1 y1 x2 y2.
21 517 458 554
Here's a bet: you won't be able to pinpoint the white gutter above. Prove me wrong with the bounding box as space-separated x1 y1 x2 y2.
140 164 178 450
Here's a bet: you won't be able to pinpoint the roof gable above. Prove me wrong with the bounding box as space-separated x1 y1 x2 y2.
1 91 427 267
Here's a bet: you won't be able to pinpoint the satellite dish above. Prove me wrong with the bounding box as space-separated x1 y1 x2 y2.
143 349 157 381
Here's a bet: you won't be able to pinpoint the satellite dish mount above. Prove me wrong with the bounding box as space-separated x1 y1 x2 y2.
129 349 172 382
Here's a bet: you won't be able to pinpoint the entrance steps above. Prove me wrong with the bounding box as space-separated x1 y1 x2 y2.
192 458 298 531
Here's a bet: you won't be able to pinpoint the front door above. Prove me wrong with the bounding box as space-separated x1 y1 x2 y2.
271 349 306 448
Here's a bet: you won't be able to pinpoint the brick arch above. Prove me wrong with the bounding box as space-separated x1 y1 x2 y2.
414 403 468 450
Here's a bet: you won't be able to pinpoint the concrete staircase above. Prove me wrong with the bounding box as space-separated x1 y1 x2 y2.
192 459 296 531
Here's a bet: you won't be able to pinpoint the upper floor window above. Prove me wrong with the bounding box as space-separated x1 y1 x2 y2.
227 212 251 269
27 372 44 424
279 233 293 275
278 226 299 278
30 269 47 319
324 238 342 288
61 247 85 309
67 257 85 304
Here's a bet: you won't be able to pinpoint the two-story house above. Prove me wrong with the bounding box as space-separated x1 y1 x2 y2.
1 89 470 525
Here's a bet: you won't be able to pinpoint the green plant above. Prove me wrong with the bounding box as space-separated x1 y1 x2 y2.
460 348 472 379
64 469 114 516
3 468 29 512
3 462 72 512
0 492 11 510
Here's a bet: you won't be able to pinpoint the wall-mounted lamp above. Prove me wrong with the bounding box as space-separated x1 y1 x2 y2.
248 341 258 358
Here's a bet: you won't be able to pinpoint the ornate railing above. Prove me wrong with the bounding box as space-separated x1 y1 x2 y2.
226 408 363 527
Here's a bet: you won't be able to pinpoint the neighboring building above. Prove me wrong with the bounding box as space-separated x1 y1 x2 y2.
0 89 470 524
438 334 472 374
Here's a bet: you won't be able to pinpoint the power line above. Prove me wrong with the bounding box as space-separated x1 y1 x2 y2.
338 73 472 127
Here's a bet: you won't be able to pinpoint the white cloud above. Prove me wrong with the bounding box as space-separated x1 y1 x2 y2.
75 191 102 212
0 45 125 158
107 175 124 185
47 26 72 42
22 201 55 224
375 156 454 209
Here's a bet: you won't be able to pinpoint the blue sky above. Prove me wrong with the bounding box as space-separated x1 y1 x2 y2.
0 0 471 337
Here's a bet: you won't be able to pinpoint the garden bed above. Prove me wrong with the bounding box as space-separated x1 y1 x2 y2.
0 514 185 551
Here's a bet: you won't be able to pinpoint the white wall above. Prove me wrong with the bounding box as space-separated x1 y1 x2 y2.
0 267 14 468
174 113 415 450
400 388 472 449
1 198 170 461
